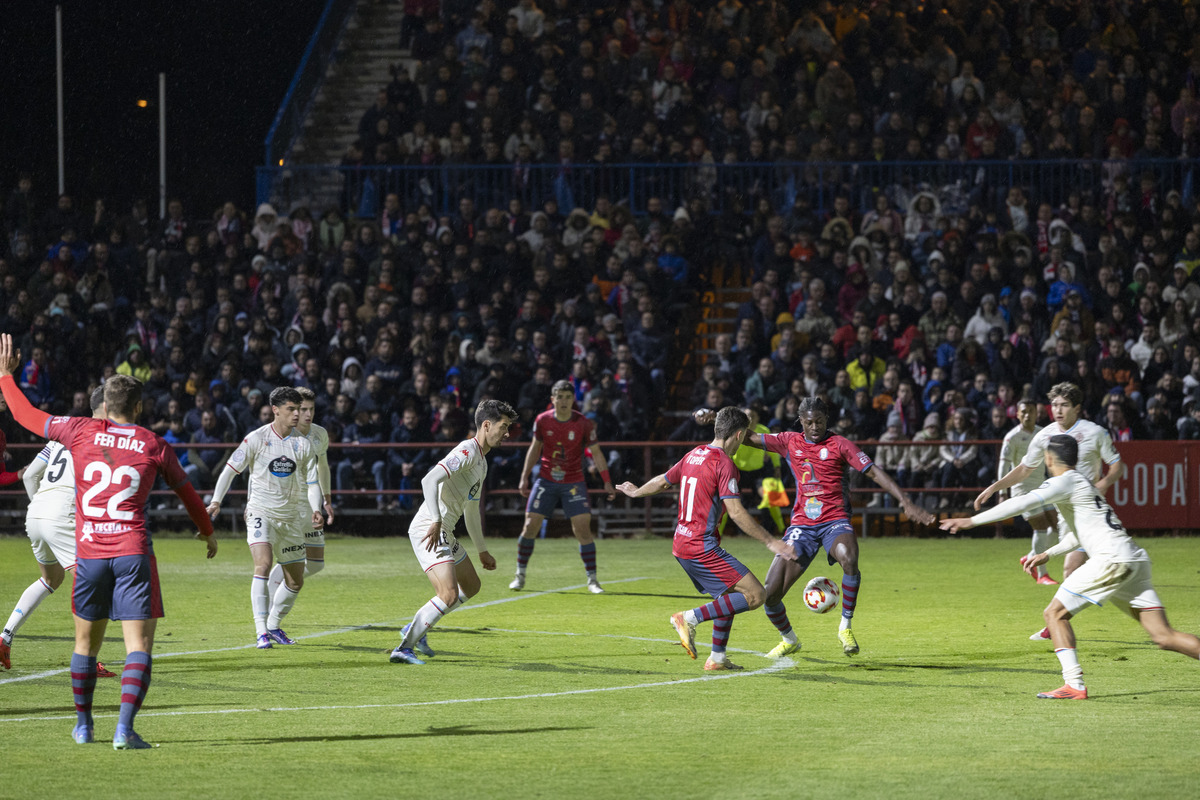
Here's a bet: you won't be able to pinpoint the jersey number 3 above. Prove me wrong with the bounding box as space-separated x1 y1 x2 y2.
80 462 141 521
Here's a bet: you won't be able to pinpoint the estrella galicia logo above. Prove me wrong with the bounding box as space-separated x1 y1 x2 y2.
269 456 297 478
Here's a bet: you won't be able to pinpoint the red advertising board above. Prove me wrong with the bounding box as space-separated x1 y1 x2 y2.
1109 442 1197 529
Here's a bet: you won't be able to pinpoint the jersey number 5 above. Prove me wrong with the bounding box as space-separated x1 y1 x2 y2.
80 462 142 521
46 449 69 484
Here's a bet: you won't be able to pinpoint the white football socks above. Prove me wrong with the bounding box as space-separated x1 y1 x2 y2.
404 597 450 648
1055 647 1084 689
1030 529 1054 577
251 575 270 636
3 578 53 642
267 584 300 630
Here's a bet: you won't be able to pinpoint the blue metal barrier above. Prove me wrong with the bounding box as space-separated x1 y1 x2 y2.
262 0 358 169
255 158 1198 217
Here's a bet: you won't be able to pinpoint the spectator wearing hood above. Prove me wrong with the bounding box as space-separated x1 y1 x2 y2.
964 293 1008 345
116 343 152 383
251 203 279 251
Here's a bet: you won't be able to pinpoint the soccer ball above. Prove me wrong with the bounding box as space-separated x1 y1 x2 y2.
802 577 840 614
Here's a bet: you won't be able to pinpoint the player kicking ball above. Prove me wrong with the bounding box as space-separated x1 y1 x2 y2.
743 398 935 657
974 383 1123 641
208 387 325 649
617 407 796 671
0 336 217 750
264 387 335 620
512 380 615 593
389 400 514 665
1 387 116 677
942 434 1200 699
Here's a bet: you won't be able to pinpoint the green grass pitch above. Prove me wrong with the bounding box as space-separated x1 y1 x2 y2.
1 533 1198 799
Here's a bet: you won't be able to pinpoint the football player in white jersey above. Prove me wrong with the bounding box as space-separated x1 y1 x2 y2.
942 434 1200 699
389 399 514 665
1 387 115 675
998 397 1057 585
974 383 1124 639
265 387 334 616
207 387 324 649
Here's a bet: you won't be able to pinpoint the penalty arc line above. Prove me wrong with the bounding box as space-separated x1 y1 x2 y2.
0 630 796 724
0 576 656 686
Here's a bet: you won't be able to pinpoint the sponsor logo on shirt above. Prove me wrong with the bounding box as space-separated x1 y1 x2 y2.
797 460 816 484
446 454 462 471
231 449 246 466
268 456 296 478
727 478 738 494
804 497 823 520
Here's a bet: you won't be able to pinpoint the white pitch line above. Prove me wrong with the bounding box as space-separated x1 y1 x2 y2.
0 577 655 686
0 630 795 724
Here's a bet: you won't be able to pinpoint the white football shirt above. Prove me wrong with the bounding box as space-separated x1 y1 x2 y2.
300 422 331 492
228 423 320 520
26 441 76 522
411 437 487 536
1026 471 1148 564
1000 424 1044 496
1020 418 1120 484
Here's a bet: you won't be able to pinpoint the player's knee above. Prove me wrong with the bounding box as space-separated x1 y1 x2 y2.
305 559 325 576
436 587 460 606
284 574 304 591
743 585 765 609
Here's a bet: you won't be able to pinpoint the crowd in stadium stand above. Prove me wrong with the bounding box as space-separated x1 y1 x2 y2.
6 0 1200 509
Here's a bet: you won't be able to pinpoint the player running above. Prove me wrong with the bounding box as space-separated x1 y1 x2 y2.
941 434 1200 699
208 387 325 650
974 382 1124 640
512 380 615 593
744 398 935 657
389 400 513 665
998 396 1057 585
0 335 217 750
264 387 334 618
1 387 115 677
616 407 796 671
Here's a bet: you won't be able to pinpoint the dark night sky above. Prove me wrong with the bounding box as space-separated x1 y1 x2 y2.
0 1 326 217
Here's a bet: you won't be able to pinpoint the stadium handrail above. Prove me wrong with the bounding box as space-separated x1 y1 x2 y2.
255 157 1197 215
262 0 358 169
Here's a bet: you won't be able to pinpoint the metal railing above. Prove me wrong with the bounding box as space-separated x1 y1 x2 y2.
261 0 358 172
254 158 1199 217
0 439 995 539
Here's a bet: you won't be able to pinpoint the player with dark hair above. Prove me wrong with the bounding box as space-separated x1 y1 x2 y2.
389 399 515 665
999 396 1057 584
208 386 325 649
975 382 1124 640
745 397 935 657
511 379 615 593
264 386 335 617
0 335 216 749
942 434 1200 699
1 387 116 677
617 407 796 670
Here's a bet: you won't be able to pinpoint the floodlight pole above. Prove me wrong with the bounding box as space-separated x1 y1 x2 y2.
56 5 65 195
159 72 167 219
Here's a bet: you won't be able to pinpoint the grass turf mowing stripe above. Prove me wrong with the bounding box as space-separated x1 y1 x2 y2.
0 630 794 725
0 576 655 685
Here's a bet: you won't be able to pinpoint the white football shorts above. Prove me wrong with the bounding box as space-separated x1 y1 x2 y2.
408 517 467 573
245 508 309 564
1056 558 1162 615
27 517 76 569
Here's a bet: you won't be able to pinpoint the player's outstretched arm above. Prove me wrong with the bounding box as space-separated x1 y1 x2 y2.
866 465 935 526
975 463 1034 510
0 335 51 436
944 485 1055 534
723 496 797 561
616 474 670 498
518 438 543 498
